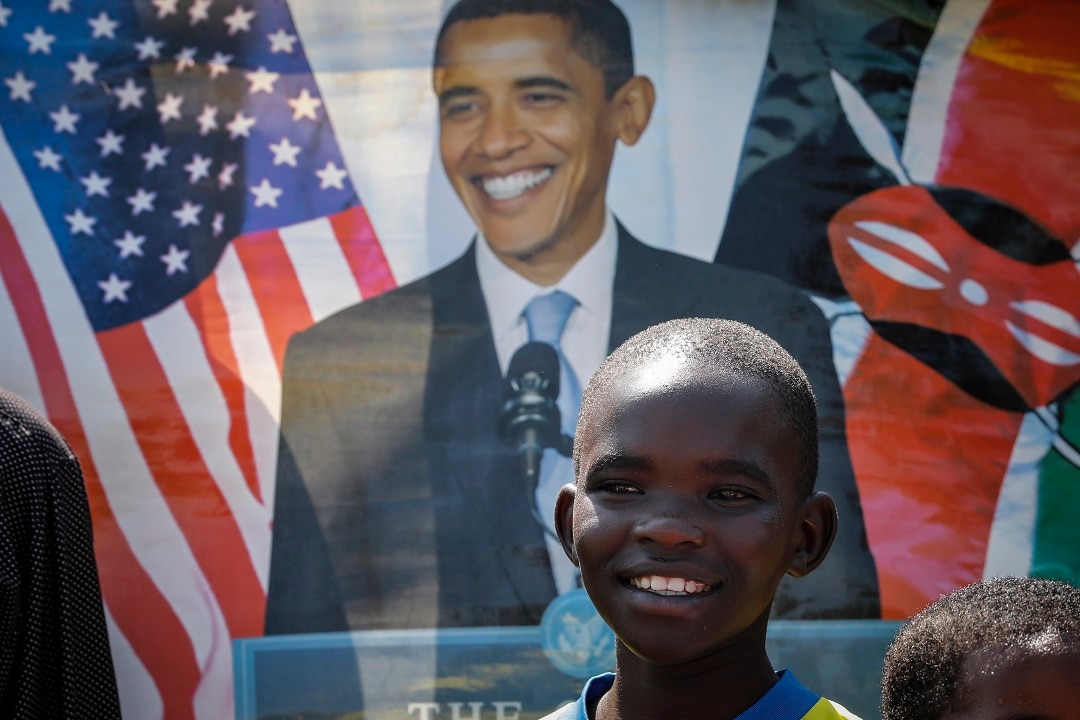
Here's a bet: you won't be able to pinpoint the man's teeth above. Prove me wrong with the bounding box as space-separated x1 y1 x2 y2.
479 168 552 200
630 575 710 596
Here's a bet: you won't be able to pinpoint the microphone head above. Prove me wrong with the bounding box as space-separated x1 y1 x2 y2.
500 341 561 450
505 341 560 400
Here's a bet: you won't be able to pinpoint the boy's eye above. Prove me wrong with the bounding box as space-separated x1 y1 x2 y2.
597 480 640 495
710 487 751 502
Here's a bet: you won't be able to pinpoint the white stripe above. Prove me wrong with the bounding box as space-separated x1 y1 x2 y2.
213 246 284 507
0 268 45 411
280 215 363 323
142 302 273 588
0 129 225 699
104 602 163 720
983 410 1047 579
903 0 993 184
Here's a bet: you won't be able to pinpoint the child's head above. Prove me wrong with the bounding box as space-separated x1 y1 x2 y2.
881 576 1080 720
555 318 837 666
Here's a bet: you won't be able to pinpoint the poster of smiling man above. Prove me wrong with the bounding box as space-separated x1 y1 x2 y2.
0 0 1075 718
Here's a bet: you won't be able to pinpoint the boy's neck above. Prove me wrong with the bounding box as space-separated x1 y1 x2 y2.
598 644 778 720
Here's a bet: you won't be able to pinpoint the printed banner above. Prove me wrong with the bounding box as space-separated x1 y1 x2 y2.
0 0 1075 718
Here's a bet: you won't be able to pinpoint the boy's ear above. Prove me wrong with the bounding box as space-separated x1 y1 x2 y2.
613 75 655 147
786 491 838 578
554 483 579 567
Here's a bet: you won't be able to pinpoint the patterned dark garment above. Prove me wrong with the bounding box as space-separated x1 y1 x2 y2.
0 388 122 718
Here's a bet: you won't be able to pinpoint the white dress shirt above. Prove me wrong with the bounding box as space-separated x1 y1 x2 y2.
476 212 618 594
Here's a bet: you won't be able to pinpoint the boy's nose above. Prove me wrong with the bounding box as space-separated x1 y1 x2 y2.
632 512 706 549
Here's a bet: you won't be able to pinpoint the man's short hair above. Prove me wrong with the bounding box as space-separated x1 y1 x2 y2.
881 576 1080 720
575 318 820 499
434 0 636 98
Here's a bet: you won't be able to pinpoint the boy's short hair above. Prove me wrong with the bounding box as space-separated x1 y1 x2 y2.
433 0 636 98
575 318 820 499
880 576 1080 720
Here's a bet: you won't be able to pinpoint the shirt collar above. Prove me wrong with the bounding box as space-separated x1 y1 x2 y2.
476 211 618 338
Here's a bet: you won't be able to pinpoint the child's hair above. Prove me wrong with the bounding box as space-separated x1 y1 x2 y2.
574 317 819 499
880 576 1080 720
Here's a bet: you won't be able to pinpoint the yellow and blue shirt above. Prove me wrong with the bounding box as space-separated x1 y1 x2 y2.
542 669 861 720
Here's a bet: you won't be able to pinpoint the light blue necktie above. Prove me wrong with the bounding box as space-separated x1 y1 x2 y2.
523 290 581 594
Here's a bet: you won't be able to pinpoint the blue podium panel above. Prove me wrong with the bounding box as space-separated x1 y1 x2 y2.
236 621 903 720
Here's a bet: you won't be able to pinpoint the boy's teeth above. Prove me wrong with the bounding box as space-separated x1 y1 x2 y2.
630 575 709 595
479 167 552 200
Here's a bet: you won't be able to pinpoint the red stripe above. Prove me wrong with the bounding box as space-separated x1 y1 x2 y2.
0 207 201 719
184 277 262 503
330 205 397 300
231 228 313 374
96 323 266 639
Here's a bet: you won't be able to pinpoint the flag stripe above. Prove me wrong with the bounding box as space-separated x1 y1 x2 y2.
232 229 315 374
184 278 264 504
96 323 267 639
280 216 363 324
331 205 397 300
0 206 202 720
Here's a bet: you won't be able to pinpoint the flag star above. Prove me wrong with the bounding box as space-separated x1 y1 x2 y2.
89 11 119 39
142 143 170 170
196 105 219 135
49 0 71 11
135 36 164 61
158 93 183 123
269 137 301 167
99 273 132 303
114 230 146 258
250 179 283 208
189 0 211 25
96 129 124 157
33 146 62 171
114 78 145 110
6 72 34 102
246 66 279 94
68 53 99 84
223 5 255 36
208 52 233 79
65 208 96 235
50 105 80 133
80 171 112 197
0 3 12 27
212 212 225 236
173 200 203 227
268 28 298 54
152 0 178 19
218 162 238 189
184 153 212 183
127 188 157 215
288 88 322 121
25 26 57 54
226 111 256 139
316 160 347 190
175 47 197 73
160 244 190 275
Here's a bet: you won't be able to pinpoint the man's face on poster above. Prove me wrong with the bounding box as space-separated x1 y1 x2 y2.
433 13 625 283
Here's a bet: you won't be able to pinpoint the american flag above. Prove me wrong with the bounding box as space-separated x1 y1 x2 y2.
0 0 394 717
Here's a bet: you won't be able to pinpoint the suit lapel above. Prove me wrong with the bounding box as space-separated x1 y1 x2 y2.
425 243 556 622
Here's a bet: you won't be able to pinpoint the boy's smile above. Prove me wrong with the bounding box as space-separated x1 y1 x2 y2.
561 362 815 666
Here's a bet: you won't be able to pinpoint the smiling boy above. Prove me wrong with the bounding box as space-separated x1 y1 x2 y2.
551 318 860 720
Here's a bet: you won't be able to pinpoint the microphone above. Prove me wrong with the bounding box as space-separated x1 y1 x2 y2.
500 342 562 481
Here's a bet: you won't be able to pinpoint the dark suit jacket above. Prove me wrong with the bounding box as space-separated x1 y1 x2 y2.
265 225 880 634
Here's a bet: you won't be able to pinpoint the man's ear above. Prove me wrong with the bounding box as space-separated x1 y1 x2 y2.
787 491 838 578
554 483 579 566
613 75 655 147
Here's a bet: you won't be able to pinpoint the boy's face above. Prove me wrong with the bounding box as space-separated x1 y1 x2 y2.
433 14 624 284
561 359 827 666
943 644 1080 720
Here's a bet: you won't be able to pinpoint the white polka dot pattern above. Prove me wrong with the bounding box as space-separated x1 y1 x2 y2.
0 388 122 718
